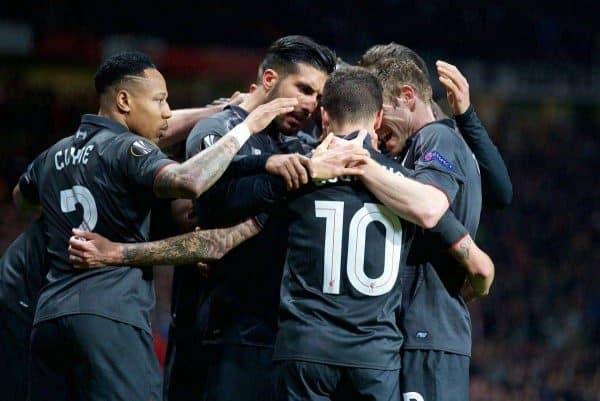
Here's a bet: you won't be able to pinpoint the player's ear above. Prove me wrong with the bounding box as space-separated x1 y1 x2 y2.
320 107 330 133
373 109 383 131
399 85 416 110
115 89 132 114
262 69 279 93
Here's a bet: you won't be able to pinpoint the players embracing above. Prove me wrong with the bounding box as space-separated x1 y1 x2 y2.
4 34 512 401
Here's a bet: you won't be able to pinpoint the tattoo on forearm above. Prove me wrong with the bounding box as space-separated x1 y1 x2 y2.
122 219 259 266
459 237 472 260
154 135 241 198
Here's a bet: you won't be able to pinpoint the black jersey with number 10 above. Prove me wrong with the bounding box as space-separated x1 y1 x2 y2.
274 151 415 370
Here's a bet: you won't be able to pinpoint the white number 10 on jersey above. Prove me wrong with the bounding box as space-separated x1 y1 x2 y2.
315 201 403 296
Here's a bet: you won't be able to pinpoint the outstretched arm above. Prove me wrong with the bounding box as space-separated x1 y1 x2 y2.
159 92 247 148
68 218 261 268
158 106 223 148
153 98 298 199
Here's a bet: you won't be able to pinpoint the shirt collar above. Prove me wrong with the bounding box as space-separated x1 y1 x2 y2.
81 114 130 134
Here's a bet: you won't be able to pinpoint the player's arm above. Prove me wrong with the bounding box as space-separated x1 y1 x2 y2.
159 92 247 149
429 211 495 301
158 105 224 148
449 235 495 302
437 60 512 208
68 218 262 268
358 157 449 228
13 150 49 213
153 97 297 199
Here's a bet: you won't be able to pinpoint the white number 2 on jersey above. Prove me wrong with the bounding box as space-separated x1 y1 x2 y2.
315 201 403 296
60 185 98 230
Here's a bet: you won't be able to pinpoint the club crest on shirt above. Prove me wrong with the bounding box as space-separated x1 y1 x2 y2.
422 150 454 171
130 139 154 157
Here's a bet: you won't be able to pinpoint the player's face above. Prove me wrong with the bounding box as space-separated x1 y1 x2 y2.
376 103 411 156
269 63 328 135
127 68 172 144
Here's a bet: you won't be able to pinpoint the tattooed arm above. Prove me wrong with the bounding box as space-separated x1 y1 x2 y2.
153 97 298 199
68 219 260 268
449 235 495 302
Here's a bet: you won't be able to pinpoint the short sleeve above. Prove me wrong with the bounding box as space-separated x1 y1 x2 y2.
18 149 49 203
412 126 466 202
119 137 175 190
427 209 468 248
186 117 226 158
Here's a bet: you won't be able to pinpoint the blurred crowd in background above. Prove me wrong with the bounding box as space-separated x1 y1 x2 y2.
1 2 599 400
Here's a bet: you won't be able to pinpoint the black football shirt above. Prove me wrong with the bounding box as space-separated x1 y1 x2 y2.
274 150 416 370
19 114 174 333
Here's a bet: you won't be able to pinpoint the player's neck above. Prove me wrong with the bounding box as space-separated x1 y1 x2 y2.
98 108 128 130
327 121 373 137
411 102 436 134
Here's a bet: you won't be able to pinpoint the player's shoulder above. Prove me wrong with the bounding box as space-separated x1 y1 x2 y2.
105 131 157 156
418 119 459 142
417 119 471 154
190 106 245 139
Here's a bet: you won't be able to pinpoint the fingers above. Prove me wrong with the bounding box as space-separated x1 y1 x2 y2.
354 129 369 145
436 60 468 91
317 133 335 151
337 167 364 176
290 156 309 186
279 163 294 190
69 254 87 268
71 228 96 241
284 161 298 190
69 236 93 252
438 75 460 94
265 97 298 112
68 245 86 259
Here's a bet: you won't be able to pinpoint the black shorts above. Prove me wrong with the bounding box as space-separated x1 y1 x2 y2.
163 322 212 401
0 306 32 401
276 360 400 401
29 314 162 401
201 344 277 401
400 349 470 401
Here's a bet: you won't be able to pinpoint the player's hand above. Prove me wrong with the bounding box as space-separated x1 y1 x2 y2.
436 60 470 116
265 153 310 190
244 98 298 134
68 229 123 268
309 139 371 181
228 91 248 106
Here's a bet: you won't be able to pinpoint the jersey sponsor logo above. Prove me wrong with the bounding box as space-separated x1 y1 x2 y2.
130 139 154 157
251 147 262 155
422 150 454 171
416 331 429 339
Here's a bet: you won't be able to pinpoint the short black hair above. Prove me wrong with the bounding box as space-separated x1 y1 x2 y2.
358 43 430 79
258 35 336 79
321 66 383 126
94 51 156 95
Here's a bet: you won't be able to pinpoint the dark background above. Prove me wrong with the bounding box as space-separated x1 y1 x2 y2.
0 2 598 400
